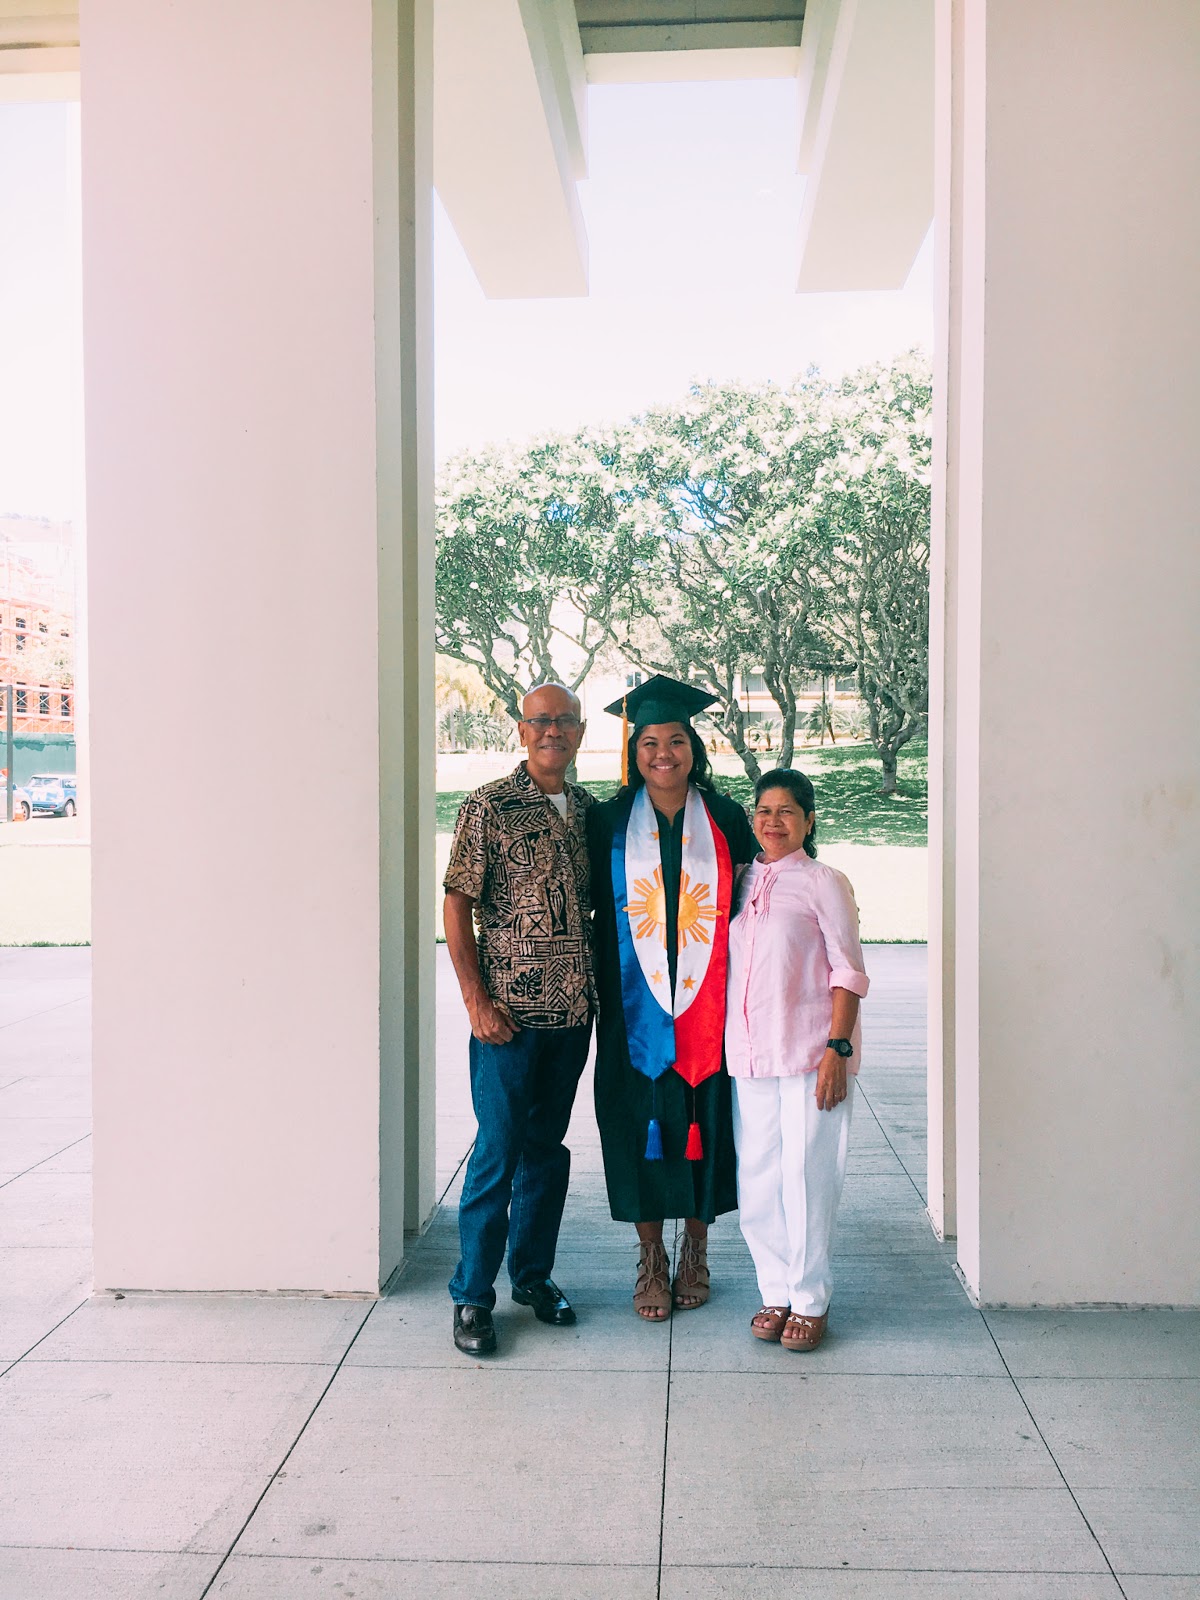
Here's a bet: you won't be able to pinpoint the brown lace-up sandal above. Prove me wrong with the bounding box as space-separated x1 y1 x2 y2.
780 1310 828 1352
633 1241 672 1321
672 1231 711 1309
750 1305 790 1342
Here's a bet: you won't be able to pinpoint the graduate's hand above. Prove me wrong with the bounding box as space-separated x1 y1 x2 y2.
815 1050 847 1112
466 989 520 1045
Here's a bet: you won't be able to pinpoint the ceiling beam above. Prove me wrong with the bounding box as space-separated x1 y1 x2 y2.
435 0 589 298
585 42 800 81
795 0 933 291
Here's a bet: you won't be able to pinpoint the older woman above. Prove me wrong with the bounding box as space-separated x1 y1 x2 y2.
589 676 757 1321
726 767 870 1352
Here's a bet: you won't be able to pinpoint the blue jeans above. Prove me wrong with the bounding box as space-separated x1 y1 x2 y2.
449 1022 591 1309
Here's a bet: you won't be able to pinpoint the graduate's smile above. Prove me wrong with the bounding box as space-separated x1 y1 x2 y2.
635 722 694 791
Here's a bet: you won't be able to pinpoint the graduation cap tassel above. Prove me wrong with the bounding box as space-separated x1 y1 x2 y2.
685 1085 704 1162
620 694 629 788
645 1078 663 1161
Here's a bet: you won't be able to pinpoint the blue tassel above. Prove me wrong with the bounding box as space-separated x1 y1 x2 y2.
644 1117 664 1161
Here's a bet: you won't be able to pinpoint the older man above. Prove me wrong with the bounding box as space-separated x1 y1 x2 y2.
443 683 593 1356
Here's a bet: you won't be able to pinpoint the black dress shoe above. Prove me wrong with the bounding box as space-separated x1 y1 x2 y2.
511 1277 576 1326
453 1303 497 1355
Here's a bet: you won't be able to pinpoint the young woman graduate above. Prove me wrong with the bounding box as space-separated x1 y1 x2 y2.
587 676 757 1321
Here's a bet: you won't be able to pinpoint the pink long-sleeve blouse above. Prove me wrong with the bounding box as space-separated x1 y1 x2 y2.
725 849 870 1078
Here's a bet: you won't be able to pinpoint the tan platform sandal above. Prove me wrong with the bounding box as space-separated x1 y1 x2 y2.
780 1310 828 1352
633 1241 672 1322
750 1305 790 1342
672 1231 710 1310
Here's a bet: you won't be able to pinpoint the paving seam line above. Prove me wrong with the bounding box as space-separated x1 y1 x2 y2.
0 1131 90 1193
196 1301 378 1599
978 1311 1130 1599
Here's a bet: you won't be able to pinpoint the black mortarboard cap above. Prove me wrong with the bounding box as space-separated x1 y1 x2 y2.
603 673 718 731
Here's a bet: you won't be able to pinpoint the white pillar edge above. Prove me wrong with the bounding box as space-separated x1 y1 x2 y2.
947 0 987 1300
926 0 957 1242
374 0 437 1280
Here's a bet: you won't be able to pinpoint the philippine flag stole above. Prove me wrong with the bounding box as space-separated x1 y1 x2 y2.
611 785 733 1161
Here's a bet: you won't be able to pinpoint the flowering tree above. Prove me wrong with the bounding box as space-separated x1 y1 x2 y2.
435 355 931 791
435 429 655 717
612 377 841 778
613 359 931 790
805 356 933 793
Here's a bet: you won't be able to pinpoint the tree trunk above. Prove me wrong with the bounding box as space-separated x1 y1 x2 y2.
779 696 796 768
879 747 898 796
719 700 762 782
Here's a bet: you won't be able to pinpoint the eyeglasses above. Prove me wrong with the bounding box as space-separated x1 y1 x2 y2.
522 715 582 731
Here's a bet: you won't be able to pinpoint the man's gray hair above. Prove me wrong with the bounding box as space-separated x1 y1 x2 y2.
520 682 582 717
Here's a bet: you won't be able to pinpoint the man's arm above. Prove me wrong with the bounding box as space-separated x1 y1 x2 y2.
443 890 520 1045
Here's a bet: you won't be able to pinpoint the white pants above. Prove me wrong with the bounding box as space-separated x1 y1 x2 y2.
732 1074 854 1316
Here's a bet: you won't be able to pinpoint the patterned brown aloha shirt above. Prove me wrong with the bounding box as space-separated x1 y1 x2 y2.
444 761 594 1029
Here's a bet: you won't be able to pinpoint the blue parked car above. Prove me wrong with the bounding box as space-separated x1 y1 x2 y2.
26 773 78 818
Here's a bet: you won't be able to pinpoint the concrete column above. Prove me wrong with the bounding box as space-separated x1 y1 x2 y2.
942 0 1200 1303
375 0 437 1264
83 0 434 1292
926 0 963 1243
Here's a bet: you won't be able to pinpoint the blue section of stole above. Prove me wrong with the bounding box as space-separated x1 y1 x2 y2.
611 798 675 1083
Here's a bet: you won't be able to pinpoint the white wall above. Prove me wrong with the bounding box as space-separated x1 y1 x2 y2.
84 0 432 1291
944 0 1200 1303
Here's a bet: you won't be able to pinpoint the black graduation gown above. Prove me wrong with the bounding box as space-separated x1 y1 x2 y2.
587 786 758 1224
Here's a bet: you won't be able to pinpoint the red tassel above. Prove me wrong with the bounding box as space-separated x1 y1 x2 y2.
685 1121 704 1161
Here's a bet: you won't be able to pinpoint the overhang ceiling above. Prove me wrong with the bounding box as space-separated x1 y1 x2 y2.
0 0 932 299
574 0 805 55
0 3 80 94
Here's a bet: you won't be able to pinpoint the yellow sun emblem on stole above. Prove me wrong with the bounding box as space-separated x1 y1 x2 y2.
625 866 718 949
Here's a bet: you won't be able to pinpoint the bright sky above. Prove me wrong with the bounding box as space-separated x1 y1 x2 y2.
0 79 931 517
0 103 82 523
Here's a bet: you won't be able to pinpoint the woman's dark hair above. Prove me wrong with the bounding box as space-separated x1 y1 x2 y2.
623 723 718 796
754 767 818 857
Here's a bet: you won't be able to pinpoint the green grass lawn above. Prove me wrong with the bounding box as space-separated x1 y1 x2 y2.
436 739 928 848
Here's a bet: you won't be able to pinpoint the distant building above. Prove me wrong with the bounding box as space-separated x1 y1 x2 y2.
0 518 75 736
578 663 859 751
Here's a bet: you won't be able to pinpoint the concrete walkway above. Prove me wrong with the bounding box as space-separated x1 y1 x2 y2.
0 946 1197 1598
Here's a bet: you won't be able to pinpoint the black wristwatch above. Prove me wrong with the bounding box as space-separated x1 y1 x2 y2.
826 1037 854 1058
